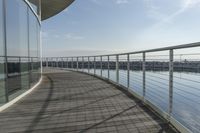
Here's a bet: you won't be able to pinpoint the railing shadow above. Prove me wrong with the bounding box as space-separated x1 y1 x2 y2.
79 104 137 133
41 92 122 120
24 75 54 133
48 86 110 102
24 70 177 133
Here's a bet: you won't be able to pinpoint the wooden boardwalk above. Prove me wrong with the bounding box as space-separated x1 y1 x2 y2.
0 69 178 133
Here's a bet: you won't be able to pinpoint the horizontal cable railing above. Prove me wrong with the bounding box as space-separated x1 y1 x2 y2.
43 42 200 133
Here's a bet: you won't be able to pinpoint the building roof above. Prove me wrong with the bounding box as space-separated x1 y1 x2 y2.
29 0 75 21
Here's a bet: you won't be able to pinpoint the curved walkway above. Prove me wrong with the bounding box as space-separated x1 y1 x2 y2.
0 69 178 133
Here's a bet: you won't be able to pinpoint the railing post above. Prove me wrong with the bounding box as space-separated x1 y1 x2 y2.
116 55 119 83
52 58 54 67
77 57 79 71
48 58 50 67
56 58 59 68
64 58 66 68
100 56 102 77
66 58 68 68
94 56 96 75
52 58 53 67
46 58 48 67
61 58 64 69
168 49 174 121
143 52 146 101
71 57 73 69
53 58 54 67
108 56 110 79
88 57 90 73
127 54 130 90
49 58 52 67
82 57 84 72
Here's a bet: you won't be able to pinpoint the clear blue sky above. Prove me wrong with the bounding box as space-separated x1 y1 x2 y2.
42 0 200 57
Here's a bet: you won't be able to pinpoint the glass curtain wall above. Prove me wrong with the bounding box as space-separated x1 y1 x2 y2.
0 0 41 104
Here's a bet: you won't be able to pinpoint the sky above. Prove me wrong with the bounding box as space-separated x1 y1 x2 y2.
42 0 200 57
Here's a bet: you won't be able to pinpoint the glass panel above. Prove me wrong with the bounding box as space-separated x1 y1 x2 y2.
21 57 29 91
29 8 40 86
6 0 28 57
0 0 4 56
6 0 29 100
7 57 21 97
37 22 41 81
0 57 6 104
0 0 6 104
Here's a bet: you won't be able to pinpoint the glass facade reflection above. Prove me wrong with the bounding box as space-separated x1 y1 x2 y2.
0 0 41 104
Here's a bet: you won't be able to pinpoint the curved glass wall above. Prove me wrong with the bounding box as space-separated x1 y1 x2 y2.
0 0 41 104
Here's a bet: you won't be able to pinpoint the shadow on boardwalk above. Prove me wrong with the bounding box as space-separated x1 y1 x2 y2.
0 69 178 133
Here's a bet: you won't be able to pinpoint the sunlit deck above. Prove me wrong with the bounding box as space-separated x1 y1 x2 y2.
0 69 178 133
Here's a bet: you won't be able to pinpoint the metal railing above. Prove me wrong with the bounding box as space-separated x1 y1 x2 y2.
43 42 200 133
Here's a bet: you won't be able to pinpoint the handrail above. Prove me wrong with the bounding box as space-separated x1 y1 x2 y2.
45 42 200 58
